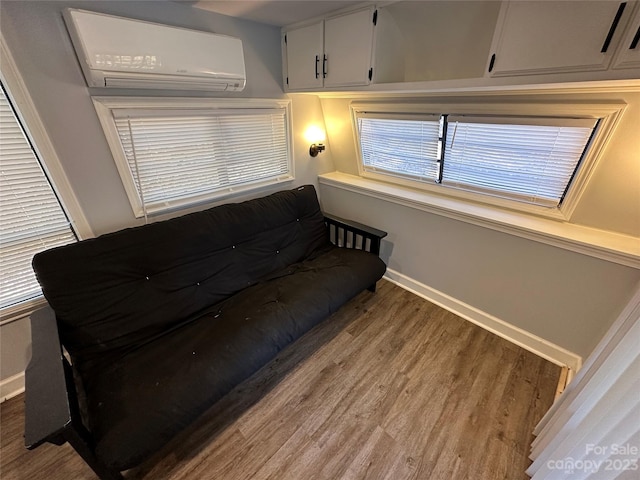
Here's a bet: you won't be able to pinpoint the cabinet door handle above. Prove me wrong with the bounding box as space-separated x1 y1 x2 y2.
323 54 327 78
630 25 640 49
601 2 627 53
315 55 319 79
488 54 496 73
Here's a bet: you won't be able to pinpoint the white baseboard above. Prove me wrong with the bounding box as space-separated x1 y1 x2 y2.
383 269 583 374
1 372 25 403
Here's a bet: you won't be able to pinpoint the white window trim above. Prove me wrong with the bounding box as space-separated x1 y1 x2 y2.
0 35 94 326
350 100 627 222
93 96 295 218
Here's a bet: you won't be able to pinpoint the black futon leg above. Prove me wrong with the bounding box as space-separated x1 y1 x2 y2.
367 282 377 293
64 426 123 480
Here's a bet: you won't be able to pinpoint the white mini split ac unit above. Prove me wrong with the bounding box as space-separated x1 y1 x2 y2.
63 9 246 92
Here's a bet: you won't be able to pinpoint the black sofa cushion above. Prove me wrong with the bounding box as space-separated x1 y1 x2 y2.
32 185 328 366
84 246 385 470
31 184 387 471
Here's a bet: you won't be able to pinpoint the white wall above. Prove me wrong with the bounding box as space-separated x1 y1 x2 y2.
0 319 31 401
0 1 336 397
319 93 640 360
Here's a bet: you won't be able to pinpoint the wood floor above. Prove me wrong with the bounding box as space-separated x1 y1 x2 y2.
0 280 560 480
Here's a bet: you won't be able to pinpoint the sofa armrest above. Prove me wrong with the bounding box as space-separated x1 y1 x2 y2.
24 306 72 449
324 213 387 256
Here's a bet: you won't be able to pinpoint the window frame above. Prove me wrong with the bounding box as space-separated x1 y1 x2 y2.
93 96 295 218
350 101 626 221
0 36 93 324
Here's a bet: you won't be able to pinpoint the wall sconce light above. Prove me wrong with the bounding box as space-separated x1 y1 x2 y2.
309 143 325 157
304 125 326 158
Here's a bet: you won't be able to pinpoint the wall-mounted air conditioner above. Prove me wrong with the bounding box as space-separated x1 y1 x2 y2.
63 9 246 92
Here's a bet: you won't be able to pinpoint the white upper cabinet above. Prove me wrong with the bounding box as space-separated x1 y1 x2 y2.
373 1 500 84
285 21 324 90
283 7 376 91
324 8 376 87
282 1 640 92
487 1 632 76
613 3 640 69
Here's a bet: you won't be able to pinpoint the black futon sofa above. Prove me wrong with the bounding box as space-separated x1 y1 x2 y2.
24 185 386 479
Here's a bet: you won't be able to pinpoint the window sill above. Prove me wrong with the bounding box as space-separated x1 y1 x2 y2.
133 176 295 218
318 171 640 269
0 297 47 326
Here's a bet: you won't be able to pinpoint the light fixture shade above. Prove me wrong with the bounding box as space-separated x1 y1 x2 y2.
304 125 326 143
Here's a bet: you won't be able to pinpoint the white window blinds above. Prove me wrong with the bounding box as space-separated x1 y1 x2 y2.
112 107 291 217
443 116 597 207
0 83 76 310
357 114 442 182
354 109 599 211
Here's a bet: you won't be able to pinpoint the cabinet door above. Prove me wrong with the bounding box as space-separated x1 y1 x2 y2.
324 8 376 88
286 21 324 90
488 1 629 76
613 4 640 69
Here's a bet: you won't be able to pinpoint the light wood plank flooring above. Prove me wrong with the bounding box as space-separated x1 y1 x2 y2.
0 280 560 480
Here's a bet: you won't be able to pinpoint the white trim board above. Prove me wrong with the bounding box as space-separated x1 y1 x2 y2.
0 35 93 240
383 268 583 376
319 172 640 269
0 372 25 403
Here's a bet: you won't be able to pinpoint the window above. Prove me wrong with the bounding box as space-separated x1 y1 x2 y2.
355 109 598 212
94 98 293 218
0 81 77 311
358 114 443 183
351 101 626 219
442 116 597 208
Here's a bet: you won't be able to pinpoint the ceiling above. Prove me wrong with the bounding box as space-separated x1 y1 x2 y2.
186 1 366 27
